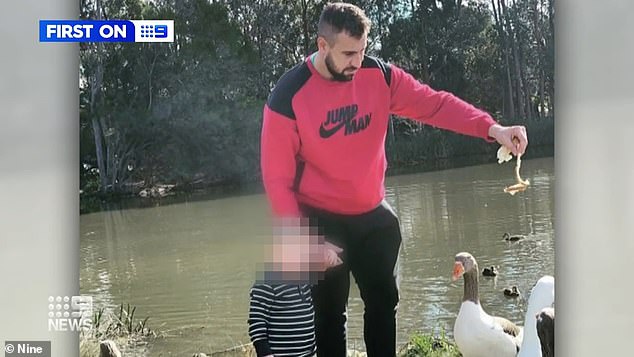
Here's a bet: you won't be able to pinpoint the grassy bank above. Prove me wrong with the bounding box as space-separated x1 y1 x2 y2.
193 332 462 356
86 333 461 357
398 332 462 357
81 303 461 356
80 304 156 357
207 333 462 357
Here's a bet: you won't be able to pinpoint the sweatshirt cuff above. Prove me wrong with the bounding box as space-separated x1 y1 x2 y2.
253 339 273 356
478 115 498 143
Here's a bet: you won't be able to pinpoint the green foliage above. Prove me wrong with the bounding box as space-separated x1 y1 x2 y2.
399 331 462 357
91 303 154 339
80 303 156 357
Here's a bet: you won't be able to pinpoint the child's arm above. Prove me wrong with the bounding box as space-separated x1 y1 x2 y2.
248 284 275 357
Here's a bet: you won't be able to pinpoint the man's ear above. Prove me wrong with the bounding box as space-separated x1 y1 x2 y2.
317 36 329 52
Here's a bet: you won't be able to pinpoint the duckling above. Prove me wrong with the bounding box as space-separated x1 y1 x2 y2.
482 266 498 277
503 286 520 297
503 232 525 242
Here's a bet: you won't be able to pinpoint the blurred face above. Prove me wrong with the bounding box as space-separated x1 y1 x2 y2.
272 239 303 271
270 234 321 273
321 31 367 81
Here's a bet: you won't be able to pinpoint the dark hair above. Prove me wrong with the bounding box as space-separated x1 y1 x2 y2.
318 2 371 43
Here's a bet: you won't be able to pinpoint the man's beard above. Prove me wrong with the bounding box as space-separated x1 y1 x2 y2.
325 54 357 82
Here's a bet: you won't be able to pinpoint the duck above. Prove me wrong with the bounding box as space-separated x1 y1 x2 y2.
503 286 521 297
536 307 555 357
503 232 525 241
452 252 523 357
518 275 555 357
482 266 498 277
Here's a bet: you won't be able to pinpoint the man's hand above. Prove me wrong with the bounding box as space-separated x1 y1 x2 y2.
488 123 528 156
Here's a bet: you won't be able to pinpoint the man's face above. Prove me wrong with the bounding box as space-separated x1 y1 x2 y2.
323 31 367 82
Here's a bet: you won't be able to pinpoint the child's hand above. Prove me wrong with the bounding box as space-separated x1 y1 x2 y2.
323 241 343 269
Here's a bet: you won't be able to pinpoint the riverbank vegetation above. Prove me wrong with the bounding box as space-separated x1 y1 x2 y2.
80 303 461 356
80 304 156 356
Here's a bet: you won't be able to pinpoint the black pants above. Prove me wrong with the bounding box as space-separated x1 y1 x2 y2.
301 200 402 357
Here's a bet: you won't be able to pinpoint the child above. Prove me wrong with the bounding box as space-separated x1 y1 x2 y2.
248 230 341 357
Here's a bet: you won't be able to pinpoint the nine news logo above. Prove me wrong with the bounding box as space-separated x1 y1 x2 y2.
48 295 93 332
39 20 174 43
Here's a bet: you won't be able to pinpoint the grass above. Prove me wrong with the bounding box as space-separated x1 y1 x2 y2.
210 331 462 357
397 331 462 357
80 303 157 357
78 303 461 357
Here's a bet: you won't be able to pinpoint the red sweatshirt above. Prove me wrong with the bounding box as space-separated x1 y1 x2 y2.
261 55 496 216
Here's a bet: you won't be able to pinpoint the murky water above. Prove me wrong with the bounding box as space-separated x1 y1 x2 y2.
80 157 554 355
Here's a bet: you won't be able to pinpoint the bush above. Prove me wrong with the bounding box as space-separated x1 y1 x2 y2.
398 331 462 357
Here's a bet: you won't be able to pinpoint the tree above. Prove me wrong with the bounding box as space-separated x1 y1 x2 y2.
80 0 554 197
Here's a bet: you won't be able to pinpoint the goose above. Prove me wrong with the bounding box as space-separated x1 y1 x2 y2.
482 266 498 277
536 307 555 357
504 286 521 297
503 232 525 242
452 252 523 357
518 275 555 357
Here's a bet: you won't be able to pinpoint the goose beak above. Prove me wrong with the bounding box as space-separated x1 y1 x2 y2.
452 262 465 281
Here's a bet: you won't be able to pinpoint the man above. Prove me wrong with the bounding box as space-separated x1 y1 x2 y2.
260 2 528 357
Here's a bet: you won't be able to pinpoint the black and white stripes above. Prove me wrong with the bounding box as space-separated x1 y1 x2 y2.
248 284 316 357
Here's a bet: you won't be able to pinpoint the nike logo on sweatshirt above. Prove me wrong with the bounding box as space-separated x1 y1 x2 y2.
320 104 372 138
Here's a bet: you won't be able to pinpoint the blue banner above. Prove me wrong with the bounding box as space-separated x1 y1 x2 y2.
40 20 137 42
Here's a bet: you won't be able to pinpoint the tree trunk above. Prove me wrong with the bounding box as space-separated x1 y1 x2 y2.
414 5 431 83
301 0 310 56
501 0 525 119
456 0 463 18
491 0 515 119
99 115 112 192
147 51 157 112
534 0 546 118
377 0 384 44
547 0 555 115
90 117 107 192
90 0 107 193
519 45 533 119
539 68 545 117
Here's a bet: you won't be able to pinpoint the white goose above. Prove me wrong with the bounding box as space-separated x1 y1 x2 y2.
518 275 555 357
452 252 523 357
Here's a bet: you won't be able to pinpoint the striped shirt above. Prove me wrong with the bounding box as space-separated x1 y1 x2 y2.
248 283 316 357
